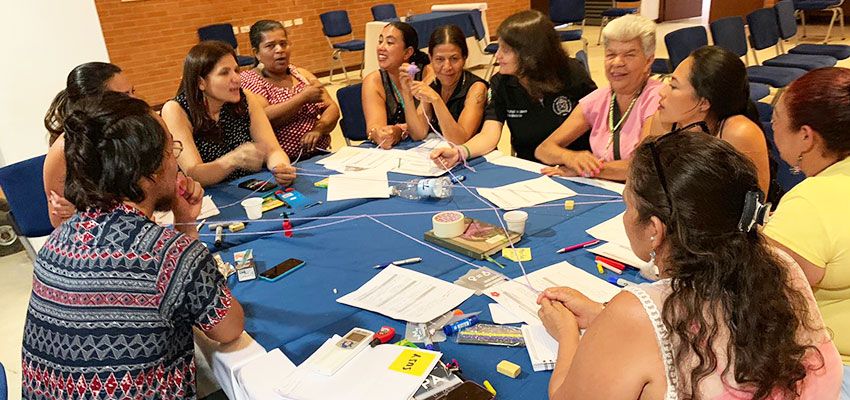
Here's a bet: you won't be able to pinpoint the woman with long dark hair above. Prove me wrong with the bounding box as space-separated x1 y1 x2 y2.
241 20 339 159
765 67 850 396
430 10 596 167
42 62 135 227
399 24 488 144
538 132 841 399
363 21 432 148
161 41 295 187
643 46 780 202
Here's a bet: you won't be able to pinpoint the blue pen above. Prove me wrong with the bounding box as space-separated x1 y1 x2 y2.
450 175 466 184
373 257 422 269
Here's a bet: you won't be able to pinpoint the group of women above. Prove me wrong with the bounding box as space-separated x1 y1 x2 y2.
39 8 849 399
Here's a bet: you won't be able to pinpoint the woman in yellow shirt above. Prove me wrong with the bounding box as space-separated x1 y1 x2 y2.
765 67 850 396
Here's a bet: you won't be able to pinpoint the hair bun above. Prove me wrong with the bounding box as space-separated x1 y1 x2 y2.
62 110 92 141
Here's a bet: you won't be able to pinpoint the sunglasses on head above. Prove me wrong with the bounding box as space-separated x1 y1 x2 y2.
646 121 710 211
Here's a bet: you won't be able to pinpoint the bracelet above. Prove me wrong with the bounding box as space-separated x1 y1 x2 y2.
368 127 377 142
462 144 471 160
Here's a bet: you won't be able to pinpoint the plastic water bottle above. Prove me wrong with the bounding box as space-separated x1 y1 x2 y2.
390 177 453 199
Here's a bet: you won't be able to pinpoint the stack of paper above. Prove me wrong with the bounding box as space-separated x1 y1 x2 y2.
336 265 475 323
585 212 645 267
275 336 441 400
317 146 447 177
326 170 390 201
476 176 577 210
521 324 559 372
485 261 620 325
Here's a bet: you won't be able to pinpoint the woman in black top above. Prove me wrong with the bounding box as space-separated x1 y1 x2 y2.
161 41 295 187
431 10 596 166
400 24 488 144
362 21 431 149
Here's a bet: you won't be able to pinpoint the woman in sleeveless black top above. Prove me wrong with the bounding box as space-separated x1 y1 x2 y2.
401 25 489 145
161 41 295 187
362 21 431 149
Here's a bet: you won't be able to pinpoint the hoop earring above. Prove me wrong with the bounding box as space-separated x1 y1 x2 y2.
790 153 804 175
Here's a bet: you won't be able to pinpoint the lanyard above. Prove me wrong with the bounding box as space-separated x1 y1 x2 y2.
606 84 644 159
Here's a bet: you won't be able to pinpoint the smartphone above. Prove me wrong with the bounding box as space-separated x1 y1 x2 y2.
238 179 277 192
441 381 494 400
259 258 305 281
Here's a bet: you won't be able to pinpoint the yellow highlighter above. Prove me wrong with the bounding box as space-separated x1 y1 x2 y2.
483 380 497 395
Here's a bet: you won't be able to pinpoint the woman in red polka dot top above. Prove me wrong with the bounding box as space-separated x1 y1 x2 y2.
241 20 340 161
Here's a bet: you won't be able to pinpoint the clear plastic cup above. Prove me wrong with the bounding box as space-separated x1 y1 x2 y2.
503 210 528 234
241 198 263 220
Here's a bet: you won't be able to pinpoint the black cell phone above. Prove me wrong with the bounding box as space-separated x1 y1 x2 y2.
259 258 305 281
441 381 494 400
238 179 277 192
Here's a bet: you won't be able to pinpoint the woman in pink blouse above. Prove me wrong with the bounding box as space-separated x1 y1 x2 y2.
241 20 340 160
536 14 661 181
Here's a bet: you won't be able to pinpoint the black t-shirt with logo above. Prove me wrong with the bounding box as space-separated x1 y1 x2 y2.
483 58 597 161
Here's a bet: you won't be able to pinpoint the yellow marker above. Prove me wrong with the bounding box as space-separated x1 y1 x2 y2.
483 380 497 395
597 263 604 274
564 200 575 210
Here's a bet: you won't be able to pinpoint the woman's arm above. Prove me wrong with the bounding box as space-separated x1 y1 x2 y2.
543 292 659 400
535 105 602 177
430 81 488 144
161 101 256 186
398 64 429 141
245 92 295 186
430 119 503 168
247 87 313 128
721 116 771 196
299 68 339 136
362 71 402 148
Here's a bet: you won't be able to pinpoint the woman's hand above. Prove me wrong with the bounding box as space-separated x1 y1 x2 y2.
537 287 604 329
370 126 399 149
48 191 75 221
430 147 460 169
301 130 323 153
398 64 415 95
410 81 441 104
299 80 325 104
172 173 204 223
562 151 603 178
272 164 296 186
229 142 265 172
538 297 581 343
540 165 576 177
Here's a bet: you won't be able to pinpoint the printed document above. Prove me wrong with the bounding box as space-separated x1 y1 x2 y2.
476 176 576 210
326 170 390 202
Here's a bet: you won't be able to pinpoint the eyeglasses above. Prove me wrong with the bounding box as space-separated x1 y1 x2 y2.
646 121 711 211
172 140 184 158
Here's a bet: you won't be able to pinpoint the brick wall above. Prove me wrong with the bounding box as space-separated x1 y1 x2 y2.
94 0 528 106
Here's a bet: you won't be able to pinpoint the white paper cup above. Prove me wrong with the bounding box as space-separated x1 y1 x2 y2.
503 210 528 234
241 198 264 220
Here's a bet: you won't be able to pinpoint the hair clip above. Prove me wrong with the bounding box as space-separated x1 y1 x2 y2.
737 190 771 232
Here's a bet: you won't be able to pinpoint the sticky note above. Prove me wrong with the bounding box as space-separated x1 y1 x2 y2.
388 349 436 376
564 200 575 210
501 247 531 262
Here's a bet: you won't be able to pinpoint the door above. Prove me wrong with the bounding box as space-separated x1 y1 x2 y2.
661 0 702 21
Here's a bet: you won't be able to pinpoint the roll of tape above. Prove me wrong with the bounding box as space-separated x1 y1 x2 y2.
432 211 465 238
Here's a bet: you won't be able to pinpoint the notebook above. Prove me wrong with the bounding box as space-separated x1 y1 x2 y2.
423 217 522 260
521 324 559 372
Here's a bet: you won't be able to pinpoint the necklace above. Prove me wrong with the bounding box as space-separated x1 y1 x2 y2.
606 84 644 152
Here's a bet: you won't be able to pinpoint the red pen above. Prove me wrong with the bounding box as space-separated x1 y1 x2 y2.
595 255 625 271
556 239 601 254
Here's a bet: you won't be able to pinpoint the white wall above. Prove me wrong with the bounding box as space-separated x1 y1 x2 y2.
641 0 660 20
0 0 109 167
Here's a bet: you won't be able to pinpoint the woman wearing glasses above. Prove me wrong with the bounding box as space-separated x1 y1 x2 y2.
241 20 339 160
643 46 779 202
161 41 295 187
538 132 841 399
765 67 850 397
535 14 662 181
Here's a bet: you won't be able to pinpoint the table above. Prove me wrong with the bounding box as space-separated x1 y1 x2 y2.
362 5 493 77
195 143 640 399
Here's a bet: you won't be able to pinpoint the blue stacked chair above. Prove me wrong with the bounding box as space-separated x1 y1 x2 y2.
664 26 708 70
746 8 836 71
319 11 366 85
710 16 807 97
371 4 397 21
775 1 850 59
792 0 845 43
336 83 367 145
549 0 588 55
597 1 641 45
0 155 54 260
198 24 257 67
483 42 499 80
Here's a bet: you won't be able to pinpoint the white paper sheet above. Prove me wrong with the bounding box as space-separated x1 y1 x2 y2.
476 176 576 210
326 170 390 202
318 146 447 177
486 261 621 325
276 336 441 400
236 349 297 400
586 242 645 268
487 154 548 173
521 324 559 372
407 135 451 157
559 176 626 195
585 212 631 248
337 265 475 323
489 303 523 324
154 195 220 226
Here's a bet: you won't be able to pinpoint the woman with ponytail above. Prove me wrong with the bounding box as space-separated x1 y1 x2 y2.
537 132 841 399
42 62 135 227
642 46 781 203
363 21 433 148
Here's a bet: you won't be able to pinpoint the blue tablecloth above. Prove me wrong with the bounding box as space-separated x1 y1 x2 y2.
391 10 485 48
201 147 641 399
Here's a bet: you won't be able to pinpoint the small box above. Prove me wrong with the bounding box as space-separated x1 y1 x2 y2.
496 360 521 378
229 222 245 232
236 259 257 282
564 200 575 210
